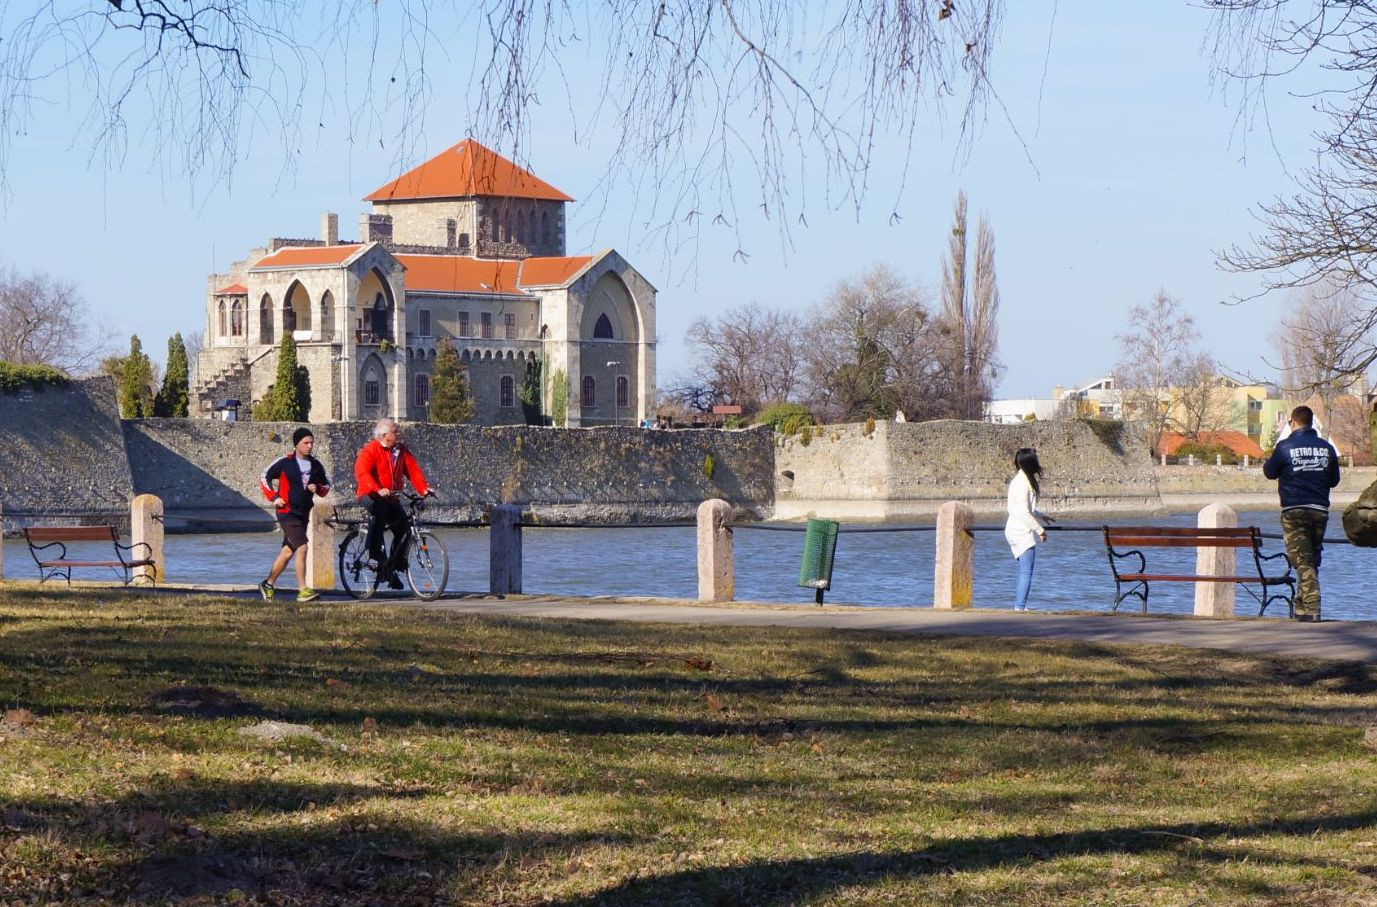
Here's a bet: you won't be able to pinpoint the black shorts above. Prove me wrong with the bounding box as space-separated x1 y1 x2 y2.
277 513 309 551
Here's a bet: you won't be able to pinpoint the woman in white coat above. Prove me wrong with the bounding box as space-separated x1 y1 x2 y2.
1004 448 1054 611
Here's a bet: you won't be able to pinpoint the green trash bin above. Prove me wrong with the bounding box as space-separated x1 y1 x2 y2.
798 518 840 604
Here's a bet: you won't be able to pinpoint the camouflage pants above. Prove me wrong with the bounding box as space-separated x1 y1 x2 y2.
1280 508 1328 617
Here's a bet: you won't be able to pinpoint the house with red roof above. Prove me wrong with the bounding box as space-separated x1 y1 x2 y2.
196 139 656 426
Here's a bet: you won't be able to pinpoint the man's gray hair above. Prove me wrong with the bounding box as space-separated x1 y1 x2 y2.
373 418 398 439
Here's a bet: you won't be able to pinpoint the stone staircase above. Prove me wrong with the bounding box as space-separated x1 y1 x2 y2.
195 347 275 417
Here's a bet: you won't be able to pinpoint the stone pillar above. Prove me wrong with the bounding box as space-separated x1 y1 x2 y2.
1215 454 1222 466
934 501 974 610
490 504 522 595
1194 502 1237 618
1243 455 1250 467
697 499 734 602
306 499 335 590
1160 454 1167 466
130 494 164 586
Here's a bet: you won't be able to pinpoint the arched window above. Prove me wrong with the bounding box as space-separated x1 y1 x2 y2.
230 300 244 337
259 297 274 345
218 300 227 337
593 313 614 339
414 374 430 407
283 302 296 333
616 375 629 408
581 375 596 408
500 375 515 408
320 291 334 341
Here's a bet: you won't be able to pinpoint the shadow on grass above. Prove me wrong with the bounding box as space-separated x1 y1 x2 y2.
545 809 1377 907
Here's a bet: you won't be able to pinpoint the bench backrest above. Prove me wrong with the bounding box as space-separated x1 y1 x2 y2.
25 526 120 543
1104 526 1259 548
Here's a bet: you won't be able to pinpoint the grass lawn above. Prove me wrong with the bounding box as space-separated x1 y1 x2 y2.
2 588 1377 905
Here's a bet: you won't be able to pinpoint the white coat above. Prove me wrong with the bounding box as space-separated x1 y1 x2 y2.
1004 470 1048 558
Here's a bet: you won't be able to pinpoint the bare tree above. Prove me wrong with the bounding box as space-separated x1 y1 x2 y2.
1174 352 1231 440
802 265 945 422
0 264 110 372
1115 290 1208 455
1 2 1003 246
1209 2 1377 373
1270 281 1374 440
937 191 1001 419
183 330 204 385
683 303 803 415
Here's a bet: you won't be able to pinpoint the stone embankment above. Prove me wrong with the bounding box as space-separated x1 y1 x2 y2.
1153 463 1374 512
775 419 1162 520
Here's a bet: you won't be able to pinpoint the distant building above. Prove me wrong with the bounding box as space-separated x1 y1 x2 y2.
195 139 657 426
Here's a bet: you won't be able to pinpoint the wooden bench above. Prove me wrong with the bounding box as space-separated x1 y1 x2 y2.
24 526 157 587
1102 526 1294 617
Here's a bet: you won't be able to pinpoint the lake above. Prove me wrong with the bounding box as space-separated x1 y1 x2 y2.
6 510 1375 620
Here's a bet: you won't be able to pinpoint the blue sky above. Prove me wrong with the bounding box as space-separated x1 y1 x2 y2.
0 2 1325 398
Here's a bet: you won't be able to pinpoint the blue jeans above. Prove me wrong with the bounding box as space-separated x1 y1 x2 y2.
1014 546 1037 610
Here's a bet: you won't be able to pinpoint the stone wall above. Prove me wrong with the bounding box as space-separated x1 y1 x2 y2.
775 419 1162 520
1153 464 1376 512
124 420 776 527
0 377 134 527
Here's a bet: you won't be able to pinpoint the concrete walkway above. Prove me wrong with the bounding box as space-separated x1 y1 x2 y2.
408 595 1377 663
86 581 1377 664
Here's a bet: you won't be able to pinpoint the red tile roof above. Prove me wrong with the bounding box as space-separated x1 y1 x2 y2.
252 245 362 270
364 139 573 203
397 255 527 296
215 283 248 295
1158 431 1265 458
518 256 593 287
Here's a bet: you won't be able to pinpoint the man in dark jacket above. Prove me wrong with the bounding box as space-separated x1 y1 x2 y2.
258 427 332 602
1263 406 1341 621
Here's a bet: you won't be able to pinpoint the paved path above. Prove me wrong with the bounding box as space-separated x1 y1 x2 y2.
410 595 1377 663
123 582 1377 663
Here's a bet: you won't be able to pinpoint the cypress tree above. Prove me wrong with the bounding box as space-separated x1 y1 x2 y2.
117 335 154 418
519 357 543 425
428 337 474 423
154 332 190 417
254 334 306 421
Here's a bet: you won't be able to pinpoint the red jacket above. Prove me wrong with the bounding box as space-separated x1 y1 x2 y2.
354 439 430 500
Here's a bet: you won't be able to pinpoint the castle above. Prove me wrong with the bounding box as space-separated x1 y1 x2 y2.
195 139 656 426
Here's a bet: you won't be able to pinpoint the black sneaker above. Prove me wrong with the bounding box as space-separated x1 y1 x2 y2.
1295 613 1320 622
386 573 405 590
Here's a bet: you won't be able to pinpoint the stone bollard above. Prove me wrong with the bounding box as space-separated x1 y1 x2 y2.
697 499 734 602
1243 455 1250 467
1215 454 1222 466
130 494 164 585
1194 502 1237 618
1188 454 1196 466
934 501 974 609
306 499 335 591
490 504 522 595
1160 454 1167 466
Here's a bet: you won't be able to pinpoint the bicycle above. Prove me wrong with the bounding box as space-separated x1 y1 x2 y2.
334 491 449 601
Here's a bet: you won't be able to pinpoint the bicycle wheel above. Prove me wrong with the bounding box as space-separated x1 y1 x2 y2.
337 530 379 600
406 529 449 601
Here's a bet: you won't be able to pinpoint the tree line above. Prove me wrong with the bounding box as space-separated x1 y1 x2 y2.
669 192 1001 425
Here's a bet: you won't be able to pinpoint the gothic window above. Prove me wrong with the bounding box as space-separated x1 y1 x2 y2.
320 291 334 341
459 311 471 337
419 309 431 337
415 374 430 407
593 313 614 339
616 375 629 408
458 232 471 254
581 375 595 408
504 313 516 340
365 380 380 406
500 375 515 408
260 298 274 345
218 300 227 336
230 300 244 337
481 312 493 339
283 303 297 333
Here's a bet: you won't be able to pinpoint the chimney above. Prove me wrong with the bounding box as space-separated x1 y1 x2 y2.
321 212 338 245
358 213 393 244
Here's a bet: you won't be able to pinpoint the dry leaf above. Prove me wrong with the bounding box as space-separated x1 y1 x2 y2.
3 708 35 726
685 657 713 672
705 693 725 713
362 716 379 735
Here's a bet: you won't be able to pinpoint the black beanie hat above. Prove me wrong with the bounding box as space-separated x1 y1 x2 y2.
292 427 314 446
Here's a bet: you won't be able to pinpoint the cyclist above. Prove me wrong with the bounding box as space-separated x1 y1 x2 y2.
354 418 432 588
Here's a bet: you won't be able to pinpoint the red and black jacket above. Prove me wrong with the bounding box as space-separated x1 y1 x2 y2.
260 455 331 517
